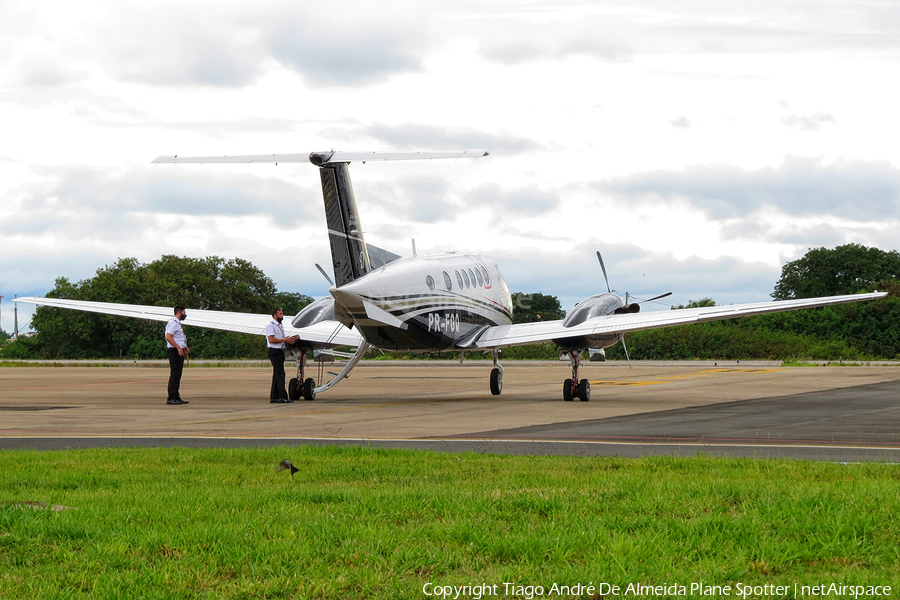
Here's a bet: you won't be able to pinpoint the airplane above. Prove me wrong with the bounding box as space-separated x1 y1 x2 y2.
15 150 887 402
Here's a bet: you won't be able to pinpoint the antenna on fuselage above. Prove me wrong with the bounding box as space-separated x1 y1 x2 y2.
411 239 417 257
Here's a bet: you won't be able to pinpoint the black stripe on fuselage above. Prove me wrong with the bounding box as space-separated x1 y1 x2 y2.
361 291 512 323
351 291 510 351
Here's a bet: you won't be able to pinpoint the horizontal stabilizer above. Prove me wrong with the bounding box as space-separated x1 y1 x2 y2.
152 150 488 165
152 154 308 164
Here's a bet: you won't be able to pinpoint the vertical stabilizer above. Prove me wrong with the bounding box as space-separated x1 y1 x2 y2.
318 162 372 287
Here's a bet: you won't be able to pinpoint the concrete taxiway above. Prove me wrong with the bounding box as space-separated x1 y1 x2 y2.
1 360 899 461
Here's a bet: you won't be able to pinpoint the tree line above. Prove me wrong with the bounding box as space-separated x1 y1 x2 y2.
608 244 900 361
1 244 898 361
1 256 311 360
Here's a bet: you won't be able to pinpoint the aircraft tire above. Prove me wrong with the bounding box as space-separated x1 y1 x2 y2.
490 368 503 395
563 378 574 401
577 379 591 402
288 378 300 401
302 378 316 401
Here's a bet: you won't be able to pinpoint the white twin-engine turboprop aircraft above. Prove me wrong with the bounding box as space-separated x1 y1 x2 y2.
15 150 887 402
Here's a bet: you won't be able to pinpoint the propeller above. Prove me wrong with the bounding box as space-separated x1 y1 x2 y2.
315 263 335 286
636 291 673 304
596 251 611 293
595 250 673 368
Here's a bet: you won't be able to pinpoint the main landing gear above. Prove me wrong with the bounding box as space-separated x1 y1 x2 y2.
486 348 589 402
288 350 317 401
563 350 590 402
489 348 503 395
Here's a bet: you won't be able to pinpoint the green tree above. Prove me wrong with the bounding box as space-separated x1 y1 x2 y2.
28 255 313 359
274 291 315 316
772 244 900 300
673 298 716 309
0 335 42 359
511 292 566 324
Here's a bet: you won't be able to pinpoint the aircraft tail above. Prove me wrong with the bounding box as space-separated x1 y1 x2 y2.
317 161 371 287
152 149 488 287
309 150 486 287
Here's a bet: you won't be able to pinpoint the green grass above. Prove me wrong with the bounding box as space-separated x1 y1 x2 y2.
1 447 899 599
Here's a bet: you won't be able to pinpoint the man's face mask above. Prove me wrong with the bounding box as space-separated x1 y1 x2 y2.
180 312 187 321
276 316 283 323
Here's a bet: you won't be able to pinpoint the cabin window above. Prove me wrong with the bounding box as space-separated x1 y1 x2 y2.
426 275 435 291
461 269 470 288
481 266 491 286
468 268 479 287
455 270 464 289
474 267 484 287
442 271 452 290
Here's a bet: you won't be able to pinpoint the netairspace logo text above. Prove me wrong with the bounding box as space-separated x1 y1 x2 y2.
422 581 893 599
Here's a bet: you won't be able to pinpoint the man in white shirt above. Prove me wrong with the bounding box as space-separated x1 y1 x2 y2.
266 308 298 403
165 305 189 405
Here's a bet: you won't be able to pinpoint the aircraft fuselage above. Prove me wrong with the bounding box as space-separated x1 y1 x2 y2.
329 252 514 352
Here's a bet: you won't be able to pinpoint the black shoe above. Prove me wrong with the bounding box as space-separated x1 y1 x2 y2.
270 398 293 404
167 398 189 405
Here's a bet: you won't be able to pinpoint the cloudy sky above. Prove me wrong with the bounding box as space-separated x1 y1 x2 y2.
3 0 900 332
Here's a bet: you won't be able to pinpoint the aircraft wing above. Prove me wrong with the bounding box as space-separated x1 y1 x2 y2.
12 297 362 347
465 291 889 349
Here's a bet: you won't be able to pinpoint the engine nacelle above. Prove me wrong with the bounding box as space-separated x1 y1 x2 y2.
563 293 624 327
291 297 336 328
286 297 339 359
614 303 640 314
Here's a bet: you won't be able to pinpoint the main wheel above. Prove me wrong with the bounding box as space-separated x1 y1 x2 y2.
577 378 591 402
302 378 316 401
563 378 574 401
288 378 300 401
490 368 503 395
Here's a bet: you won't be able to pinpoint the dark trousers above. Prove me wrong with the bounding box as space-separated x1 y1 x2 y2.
166 348 184 400
268 348 288 400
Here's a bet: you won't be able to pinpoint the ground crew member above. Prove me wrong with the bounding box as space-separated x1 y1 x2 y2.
165 305 189 405
266 308 298 403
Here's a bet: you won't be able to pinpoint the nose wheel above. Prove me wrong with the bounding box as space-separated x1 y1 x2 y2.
563 351 590 401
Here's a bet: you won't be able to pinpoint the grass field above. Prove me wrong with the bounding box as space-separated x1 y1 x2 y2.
1 446 899 599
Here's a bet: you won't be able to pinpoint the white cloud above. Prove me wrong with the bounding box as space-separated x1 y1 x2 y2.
781 112 836 132
263 3 432 86
364 123 543 155
2 0 900 336
597 156 900 220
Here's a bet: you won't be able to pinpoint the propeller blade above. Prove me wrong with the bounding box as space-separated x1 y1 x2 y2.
596 251 611 293
315 263 335 286
643 291 673 303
